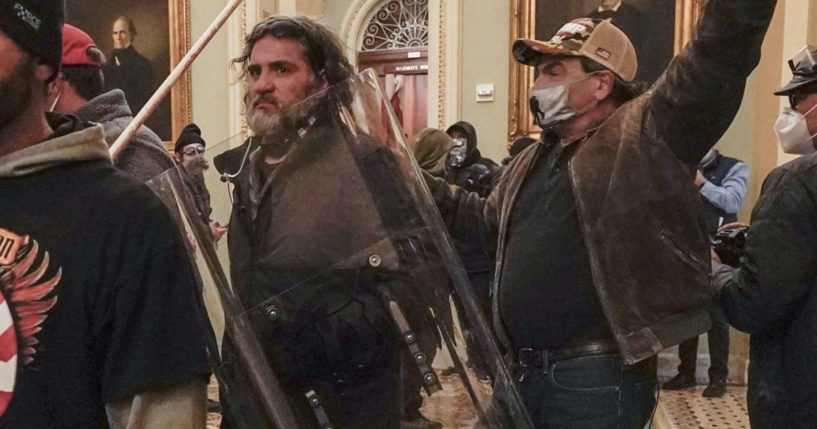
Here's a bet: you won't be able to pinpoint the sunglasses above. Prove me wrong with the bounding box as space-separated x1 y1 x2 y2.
788 93 810 109
182 147 205 156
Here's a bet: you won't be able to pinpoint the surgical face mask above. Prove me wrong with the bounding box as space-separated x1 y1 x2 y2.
447 138 467 167
529 73 597 129
774 102 817 154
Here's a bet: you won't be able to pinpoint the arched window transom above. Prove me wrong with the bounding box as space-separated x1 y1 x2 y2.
361 0 428 51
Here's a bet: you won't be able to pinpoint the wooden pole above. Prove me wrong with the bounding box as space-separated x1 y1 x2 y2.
109 0 244 158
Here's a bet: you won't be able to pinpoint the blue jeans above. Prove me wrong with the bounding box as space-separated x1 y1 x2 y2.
513 354 658 428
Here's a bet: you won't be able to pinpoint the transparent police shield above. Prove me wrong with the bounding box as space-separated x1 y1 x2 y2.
145 158 303 429
152 68 533 429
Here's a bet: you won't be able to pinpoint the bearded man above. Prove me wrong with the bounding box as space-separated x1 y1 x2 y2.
214 16 443 429
0 0 210 427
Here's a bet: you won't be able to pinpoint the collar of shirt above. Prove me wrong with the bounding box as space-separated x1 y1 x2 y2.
540 132 584 170
597 1 622 12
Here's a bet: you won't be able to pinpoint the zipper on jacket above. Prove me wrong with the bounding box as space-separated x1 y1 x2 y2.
658 229 710 275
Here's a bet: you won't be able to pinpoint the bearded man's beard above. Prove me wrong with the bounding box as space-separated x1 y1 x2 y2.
0 55 34 130
244 79 323 158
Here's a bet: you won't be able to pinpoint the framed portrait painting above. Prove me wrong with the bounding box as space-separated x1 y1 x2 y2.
508 0 705 141
66 0 191 144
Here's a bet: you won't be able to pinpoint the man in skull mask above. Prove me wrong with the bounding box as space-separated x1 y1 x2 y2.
423 0 777 426
714 45 817 428
173 123 226 243
444 121 500 197
214 16 443 429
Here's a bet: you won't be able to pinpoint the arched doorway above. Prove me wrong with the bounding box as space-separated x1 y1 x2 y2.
355 0 429 141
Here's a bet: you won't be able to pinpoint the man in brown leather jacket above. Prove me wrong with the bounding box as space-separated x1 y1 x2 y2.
424 0 777 426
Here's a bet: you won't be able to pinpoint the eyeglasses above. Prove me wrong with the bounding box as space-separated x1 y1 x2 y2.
182 147 205 156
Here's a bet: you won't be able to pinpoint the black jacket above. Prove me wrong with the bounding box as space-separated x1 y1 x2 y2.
427 0 777 364
214 117 447 428
716 152 817 428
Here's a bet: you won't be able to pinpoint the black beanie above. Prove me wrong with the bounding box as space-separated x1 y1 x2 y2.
0 0 64 73
174 123 205 153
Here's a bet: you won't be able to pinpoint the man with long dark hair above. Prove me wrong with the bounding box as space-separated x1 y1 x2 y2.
215 16 441 429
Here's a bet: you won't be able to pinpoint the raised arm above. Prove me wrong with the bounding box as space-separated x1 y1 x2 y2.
648 0 778 165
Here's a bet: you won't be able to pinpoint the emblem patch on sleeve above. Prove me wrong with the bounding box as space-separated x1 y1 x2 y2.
0 229 61 418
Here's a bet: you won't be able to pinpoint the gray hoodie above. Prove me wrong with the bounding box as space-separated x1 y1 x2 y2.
75 89 174 183
0 118 110 179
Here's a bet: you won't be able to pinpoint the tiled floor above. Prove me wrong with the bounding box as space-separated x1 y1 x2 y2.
654 385 749 429
205 372 490 428
207 380 752 428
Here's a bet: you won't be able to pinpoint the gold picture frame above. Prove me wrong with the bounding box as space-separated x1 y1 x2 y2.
508 0 705 142
169 0 193 146
65 0 192 146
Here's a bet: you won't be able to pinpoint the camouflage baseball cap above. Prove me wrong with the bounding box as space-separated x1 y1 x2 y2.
512 18 637 82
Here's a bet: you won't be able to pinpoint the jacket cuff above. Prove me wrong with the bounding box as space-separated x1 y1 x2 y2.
711 261 735 297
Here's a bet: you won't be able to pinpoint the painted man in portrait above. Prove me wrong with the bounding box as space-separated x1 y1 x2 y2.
102 15 156 117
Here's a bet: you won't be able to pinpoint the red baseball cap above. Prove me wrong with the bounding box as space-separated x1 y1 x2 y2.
62 23 102 67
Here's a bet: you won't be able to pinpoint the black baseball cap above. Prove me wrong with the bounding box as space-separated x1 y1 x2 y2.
0 0 64 73
775 45 817 96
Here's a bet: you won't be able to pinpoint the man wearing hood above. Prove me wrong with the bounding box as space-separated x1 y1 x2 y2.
714 45 817 428
423 0 777 425
444 121 500 197
409 127 453 177
48 23 173 183
0 1 209 426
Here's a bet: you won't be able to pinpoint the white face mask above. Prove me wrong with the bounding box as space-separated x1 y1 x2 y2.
447 138 468 167
774 103 817 154
529 73 597 129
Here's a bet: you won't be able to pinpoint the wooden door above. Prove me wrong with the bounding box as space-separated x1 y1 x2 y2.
359 48 428 143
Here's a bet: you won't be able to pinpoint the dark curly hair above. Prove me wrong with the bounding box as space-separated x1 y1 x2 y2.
233 16 354 105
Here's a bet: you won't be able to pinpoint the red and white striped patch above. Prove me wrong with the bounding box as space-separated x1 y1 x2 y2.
0 292 17 418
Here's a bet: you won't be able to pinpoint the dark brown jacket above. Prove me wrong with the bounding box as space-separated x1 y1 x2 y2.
428 0 777 364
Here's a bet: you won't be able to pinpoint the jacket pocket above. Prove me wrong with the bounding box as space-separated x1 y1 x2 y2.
658 229 709 275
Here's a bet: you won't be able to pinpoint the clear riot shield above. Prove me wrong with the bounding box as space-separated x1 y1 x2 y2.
155 68 532 429
146 160 302 429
